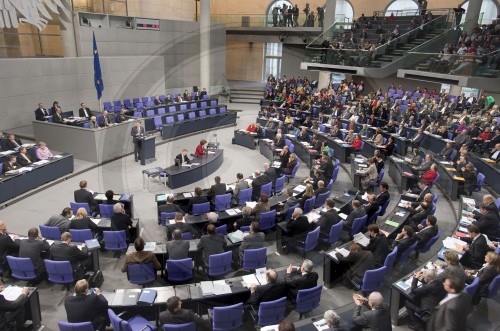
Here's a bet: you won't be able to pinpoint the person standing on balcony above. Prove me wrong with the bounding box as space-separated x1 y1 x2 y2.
272 6 278 27
302 3 310 27
453 4 466 30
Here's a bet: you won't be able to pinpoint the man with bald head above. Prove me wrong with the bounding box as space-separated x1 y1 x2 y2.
472 195 499 220
247 268 286 307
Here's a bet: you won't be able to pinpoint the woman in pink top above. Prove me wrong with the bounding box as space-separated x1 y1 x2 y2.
36 141 54 160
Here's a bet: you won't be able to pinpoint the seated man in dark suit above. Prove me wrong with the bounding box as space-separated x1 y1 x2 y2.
459 225 489 269
312 198 340 238
335 243 374 285
18 228 50 280
285 259 318 300
166 229 190 261
187 187 209 213
376 182 390 207
283 208 311 252
406 180 431 203
363 194 380 222
247 268 286 307
352 292 391 330
365 224 390 266
98 111 114 127
275 188 298 221
341 200 367 241
2 155 19 174
251 170 272 201
238 221 264 265
50 232 91 277
74 180 98 214
78 103 92 119
64 279 109 331
197 224 227 267
232 206 255 230
121 237 161 273
159 296 210 331
175 149 191 166
35 102 49 121
207 176 227 203
405 269 446 331
5 134 22 150
393 225 417 261
263 162 277 185
110 203 133 243
314 180 328 196
0 282 29 331
0 221 20 272
415 215 439 251
166 213 198 240
472 204 500 241
159 195 184 218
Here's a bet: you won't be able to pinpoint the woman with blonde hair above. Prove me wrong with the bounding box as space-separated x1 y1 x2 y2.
465 251 500 304
69 207 99 236
298 183 314 209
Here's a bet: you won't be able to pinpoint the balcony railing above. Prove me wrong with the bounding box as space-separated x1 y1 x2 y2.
196 14 346 28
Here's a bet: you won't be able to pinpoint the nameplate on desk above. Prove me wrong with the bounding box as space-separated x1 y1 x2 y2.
384 220 399 227
453 176 465 181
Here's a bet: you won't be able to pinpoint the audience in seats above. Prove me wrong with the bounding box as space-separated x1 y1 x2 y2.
393 225 417 261
276 188 298 221
233 206 255 230
335 243 374 286
231 172 249 206
282 208 311 251
313 198 340 238
187 187 208 214
110 203 133 243
0 281 29 331
121 237 161 273
207 175 227 203
69 208 100 237
237 221 264 265
415 215 439 250
158 195 184 217
251 193 270 222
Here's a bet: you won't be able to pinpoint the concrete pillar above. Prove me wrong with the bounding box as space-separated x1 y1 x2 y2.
323 0 337 32
463 0 482 34
200 0 210 92
318 71 331 89
59 0 78 57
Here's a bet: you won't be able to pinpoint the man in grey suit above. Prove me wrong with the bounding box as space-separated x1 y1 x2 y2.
130 121 145 162
342 200 366 241
352 291 391 331
411 153 432 175
166 229 189 260
238 221 264 264
231 173 249 206
197 224 227 266
276 188 298 221
19 228 50 279
426 275 472 331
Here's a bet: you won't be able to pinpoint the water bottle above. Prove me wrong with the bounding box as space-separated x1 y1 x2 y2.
344 188 349 196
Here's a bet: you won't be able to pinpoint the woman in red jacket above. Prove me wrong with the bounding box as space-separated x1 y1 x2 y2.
195 139 207 156
351 134 363 151
421 163 438 186
246 123 257 132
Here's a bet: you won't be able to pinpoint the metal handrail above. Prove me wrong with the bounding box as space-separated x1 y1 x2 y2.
407 48 500 57
306 16 348 47
372 7 453 17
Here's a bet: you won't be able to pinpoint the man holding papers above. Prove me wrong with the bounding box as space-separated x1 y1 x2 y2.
247 269 286 308
0 283 29 331
174 149 191 166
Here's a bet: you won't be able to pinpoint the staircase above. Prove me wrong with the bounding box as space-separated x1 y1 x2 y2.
229 84 264 104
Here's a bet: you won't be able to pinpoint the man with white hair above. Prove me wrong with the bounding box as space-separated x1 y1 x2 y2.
285 259 318 299
202 212 220 235
352 291 391 330
110 203 133 242
323 310 342 330
282 208 311 253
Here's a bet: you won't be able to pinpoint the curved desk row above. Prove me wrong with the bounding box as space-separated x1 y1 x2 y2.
0 153 74 204
160 150 224 189
161 112 236 140
233 130 257 150
468 152 500 195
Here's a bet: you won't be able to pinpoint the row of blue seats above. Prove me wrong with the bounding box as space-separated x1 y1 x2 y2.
146 106 228 131
137 99 219 118
103 94 210 112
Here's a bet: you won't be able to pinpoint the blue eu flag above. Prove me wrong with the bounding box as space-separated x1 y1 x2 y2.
93 31 104 100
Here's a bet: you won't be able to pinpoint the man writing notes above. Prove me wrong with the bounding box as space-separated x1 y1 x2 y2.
131 121 145 162
175 149 191 166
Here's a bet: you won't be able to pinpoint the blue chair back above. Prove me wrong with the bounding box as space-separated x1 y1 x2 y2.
274 175 286 194
464 276 480 298
70 202 91 215
215 224 227 235
320 221 344 245
351 215 368 235
377 168 385 185
285 204 298 221
485 274 500 298
242 247 267 270
160 212 177 227
367 207 382 226
7 256 36 280
39 225 62 240
303 196 316 214
208 251 232 277
166 258 193 282
99 204 114 218
314 191 330 208
214 193 231 211
260 182 272 196
287 161 300 179
162 322 196 331
398 240 418 263
475 173 485 192
327 179 334 191
212 302 243 331
69 229 93 242
384 247 398 273
258 297 287 326
181 232 194 240
379 198 390 216
429 172 440 188
295 284 322 315
359 266 387 294
418 230 441 253
260 210 277 231
238 187 252 205
496 198 500 210
192 202 210 215
45 260 74 285
127 262 156 285
103 230 127 251
58 321 95 331
303 227 320 255
432 193 438 204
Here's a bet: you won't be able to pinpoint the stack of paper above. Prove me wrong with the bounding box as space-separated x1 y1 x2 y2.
229 230 244 241
313 319 330 331
307 212 320 223
443 237 467 252
94 194 107 200
144 242 156 252
353 233 370 246
246 201 257 208
294 185 306 191
244 179 253 185
338 213 348 220
200 281 215 296
0 286 23 301
91 218 101 225
183 192 192 198
334 247 350 257
242 274 260 288
213 280 231 295
226 209 240 216
256 267 267 285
